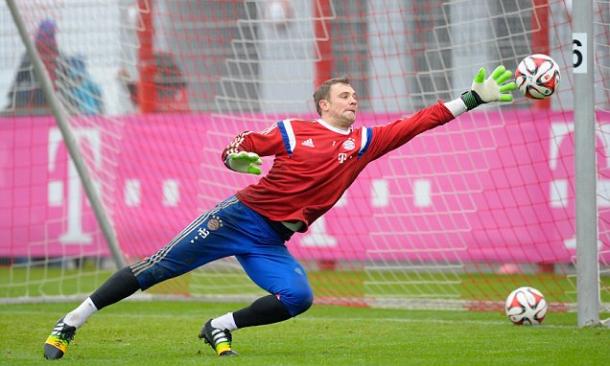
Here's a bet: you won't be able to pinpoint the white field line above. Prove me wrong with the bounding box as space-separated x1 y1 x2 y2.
0 309 581 329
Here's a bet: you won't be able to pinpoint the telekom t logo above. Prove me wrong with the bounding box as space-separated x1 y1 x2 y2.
48 127 102 245
549 122 610 249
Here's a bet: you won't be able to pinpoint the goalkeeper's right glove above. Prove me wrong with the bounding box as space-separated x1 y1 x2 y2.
225 151 262 175
460 65 517 110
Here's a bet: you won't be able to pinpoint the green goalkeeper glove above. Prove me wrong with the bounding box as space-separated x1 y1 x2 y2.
226 151 263 175
460 65 517 110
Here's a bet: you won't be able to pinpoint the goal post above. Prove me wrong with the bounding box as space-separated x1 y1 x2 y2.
573 0 600 327
0 0 608 326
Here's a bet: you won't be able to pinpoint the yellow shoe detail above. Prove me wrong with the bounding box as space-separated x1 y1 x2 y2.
215 342 232 356
45 335 68 353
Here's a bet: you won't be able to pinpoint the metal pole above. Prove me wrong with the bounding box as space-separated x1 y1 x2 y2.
137 0 156 113
313 0 333 87
573 0 600 327
6 0 126 269
532 0 551 110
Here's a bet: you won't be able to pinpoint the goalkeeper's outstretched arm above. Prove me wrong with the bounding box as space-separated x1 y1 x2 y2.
222 66 516 176
444 65 517 117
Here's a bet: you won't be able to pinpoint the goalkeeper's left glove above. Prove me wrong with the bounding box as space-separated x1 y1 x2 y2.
460 65 517 110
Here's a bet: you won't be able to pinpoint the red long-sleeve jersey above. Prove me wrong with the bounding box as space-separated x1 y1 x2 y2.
222 101 455 232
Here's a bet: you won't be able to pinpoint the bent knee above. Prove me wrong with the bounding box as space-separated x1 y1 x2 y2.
280 286 314 316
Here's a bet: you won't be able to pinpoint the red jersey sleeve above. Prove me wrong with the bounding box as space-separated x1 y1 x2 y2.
366 101 455 161
221 123 286 165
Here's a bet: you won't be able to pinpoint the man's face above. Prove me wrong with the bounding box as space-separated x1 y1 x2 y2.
320 83 358 128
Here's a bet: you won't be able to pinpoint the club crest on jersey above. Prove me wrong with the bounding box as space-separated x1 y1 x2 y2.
342 139 355 151
207 216 223 231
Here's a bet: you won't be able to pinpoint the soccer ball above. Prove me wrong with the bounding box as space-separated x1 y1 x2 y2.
515 54 560 99
504 286 548 325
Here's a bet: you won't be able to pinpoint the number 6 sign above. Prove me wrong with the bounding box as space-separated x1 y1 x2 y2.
573 32 587 74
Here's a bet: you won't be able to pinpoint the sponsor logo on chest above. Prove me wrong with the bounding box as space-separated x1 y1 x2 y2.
303 137 357 164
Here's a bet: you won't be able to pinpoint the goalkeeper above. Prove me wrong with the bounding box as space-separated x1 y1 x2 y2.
43 66 516 359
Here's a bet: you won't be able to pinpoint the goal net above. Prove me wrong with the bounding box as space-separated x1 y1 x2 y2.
0 0 608 315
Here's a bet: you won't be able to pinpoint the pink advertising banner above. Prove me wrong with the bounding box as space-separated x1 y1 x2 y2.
1 111 609 263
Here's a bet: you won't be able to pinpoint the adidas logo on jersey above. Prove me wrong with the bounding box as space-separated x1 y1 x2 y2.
301 138 315 147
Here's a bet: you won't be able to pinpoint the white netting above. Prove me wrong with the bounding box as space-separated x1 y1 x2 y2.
0 0 607 314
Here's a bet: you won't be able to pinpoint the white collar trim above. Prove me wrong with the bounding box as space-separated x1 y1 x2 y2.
316 118 352 135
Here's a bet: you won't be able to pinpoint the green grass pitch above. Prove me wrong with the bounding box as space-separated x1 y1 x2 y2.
1 300 609 366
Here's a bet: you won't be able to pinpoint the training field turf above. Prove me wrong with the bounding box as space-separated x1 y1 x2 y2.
1 300 608 366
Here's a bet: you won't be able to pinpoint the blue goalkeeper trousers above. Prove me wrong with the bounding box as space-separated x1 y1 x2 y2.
130 196 313 316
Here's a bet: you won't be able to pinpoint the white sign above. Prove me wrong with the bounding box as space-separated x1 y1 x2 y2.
572 32 587 74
